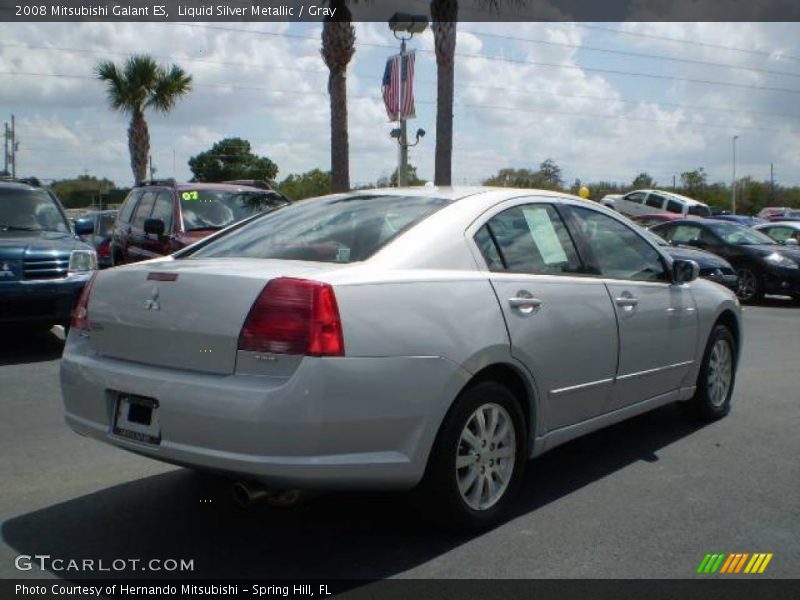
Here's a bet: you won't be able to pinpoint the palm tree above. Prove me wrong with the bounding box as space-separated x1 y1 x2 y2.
430 0 521 186
95 55 192 185
321 1 355 193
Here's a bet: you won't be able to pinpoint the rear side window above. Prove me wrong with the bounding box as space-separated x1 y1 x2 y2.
666 199 683 214
97 213 116 236
118 191 141 224
646 194 666 209
671 224 703 243
132 192 156 228
478 204 581 275
188 194 451 263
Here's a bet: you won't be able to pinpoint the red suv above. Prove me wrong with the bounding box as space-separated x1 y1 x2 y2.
110 181 288 265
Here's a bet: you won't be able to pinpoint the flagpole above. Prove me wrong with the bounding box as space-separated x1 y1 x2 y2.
398 38 408 187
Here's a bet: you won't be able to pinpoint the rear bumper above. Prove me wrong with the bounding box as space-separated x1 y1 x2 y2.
0 273 91 326
60 334 470 490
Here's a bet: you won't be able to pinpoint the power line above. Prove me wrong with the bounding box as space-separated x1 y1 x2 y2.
573 23 800 64
6 42 800 121
3 70 796 135
466 29 800 79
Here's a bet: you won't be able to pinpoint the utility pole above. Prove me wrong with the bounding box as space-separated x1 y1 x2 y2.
149 154 156 180
731 135 738 215
770 162 775 203
2 122 8 175
10 114 16 178
672 175 676 191
398 37 408 187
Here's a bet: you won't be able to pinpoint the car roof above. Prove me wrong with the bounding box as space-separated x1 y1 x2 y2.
347 186 581 202
629 189 708 206
756 220 800 228
0 181 43 192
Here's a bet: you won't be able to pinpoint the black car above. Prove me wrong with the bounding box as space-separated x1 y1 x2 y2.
74 209 118 268
651 219 800 303
0 179 97 330
641 228 738 291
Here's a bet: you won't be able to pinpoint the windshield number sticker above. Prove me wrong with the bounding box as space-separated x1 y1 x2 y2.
182 191 200 201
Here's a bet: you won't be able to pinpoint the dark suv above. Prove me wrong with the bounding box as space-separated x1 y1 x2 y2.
111 180 289 265
0 179 97 329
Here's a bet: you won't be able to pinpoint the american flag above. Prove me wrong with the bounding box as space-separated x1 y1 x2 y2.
382 52 416 122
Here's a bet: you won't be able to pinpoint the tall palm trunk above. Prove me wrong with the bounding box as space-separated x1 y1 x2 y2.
128 108 150 185
327 65 350 193
431 0 458 187
322 4 355 193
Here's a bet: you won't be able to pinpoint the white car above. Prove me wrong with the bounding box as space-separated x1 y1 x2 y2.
615 189 712 219
753 221 800 246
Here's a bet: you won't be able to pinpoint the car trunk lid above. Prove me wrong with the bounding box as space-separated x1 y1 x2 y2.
87 258 342 375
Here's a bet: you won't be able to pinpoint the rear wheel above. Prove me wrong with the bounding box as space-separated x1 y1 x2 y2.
683 324 737 422
735 266 763 303
415 381 526 531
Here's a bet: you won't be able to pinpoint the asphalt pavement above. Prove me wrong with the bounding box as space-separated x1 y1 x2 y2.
1 301 798 580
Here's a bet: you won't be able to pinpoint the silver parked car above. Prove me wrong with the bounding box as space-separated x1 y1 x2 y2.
61 188 741 529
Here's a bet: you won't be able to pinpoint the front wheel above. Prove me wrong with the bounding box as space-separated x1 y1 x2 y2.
735 267 763 303
414 381 527 531
683 324 737 422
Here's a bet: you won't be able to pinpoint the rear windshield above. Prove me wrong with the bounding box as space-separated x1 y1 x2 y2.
187 194 451 263
180 189 288 231
687 203 711 217
0 188 70 233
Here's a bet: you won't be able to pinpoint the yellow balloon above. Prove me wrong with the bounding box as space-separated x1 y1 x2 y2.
579 186 590 199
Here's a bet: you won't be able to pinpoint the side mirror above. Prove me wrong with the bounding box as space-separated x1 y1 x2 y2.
144 218 165 236
74 219 94 236
784 238 798 247
672 259 699 285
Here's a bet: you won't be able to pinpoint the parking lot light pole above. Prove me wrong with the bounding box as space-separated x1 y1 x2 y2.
732 135 739 215
389 13 427 187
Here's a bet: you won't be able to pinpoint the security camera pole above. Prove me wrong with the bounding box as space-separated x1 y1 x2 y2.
388 13 427 186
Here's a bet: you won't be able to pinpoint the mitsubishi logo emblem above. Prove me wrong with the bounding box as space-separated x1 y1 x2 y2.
144 287 160 311
0 262 13 278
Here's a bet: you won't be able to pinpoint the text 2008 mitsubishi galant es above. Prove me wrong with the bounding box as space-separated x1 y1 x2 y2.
61 188 741 529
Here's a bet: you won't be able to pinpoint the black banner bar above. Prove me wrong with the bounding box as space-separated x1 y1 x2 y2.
1 0 799 22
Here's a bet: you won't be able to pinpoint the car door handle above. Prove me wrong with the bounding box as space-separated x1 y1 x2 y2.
509 296 543 313
615 296 639 308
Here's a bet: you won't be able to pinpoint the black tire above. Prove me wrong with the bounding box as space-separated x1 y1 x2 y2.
682 324 737 422
414 380 527 531
735 266 763 304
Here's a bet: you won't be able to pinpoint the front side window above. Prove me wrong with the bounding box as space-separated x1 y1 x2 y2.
188 194 451 263
180 189 288 231
625 192 646 205
0 188 70 233
150 191 174 232
688 203 712 217
569 206 667 282
477 204 581 275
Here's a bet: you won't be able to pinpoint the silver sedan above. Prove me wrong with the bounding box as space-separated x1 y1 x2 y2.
61 188 741 529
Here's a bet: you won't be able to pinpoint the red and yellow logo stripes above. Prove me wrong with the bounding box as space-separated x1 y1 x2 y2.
697 552 773 574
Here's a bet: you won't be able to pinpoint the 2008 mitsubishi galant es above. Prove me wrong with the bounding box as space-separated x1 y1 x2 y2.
61 188 741 529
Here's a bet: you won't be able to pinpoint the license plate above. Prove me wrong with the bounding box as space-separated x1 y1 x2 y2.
112 393 161 445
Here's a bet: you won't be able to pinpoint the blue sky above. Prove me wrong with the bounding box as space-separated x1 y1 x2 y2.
1 21 799 190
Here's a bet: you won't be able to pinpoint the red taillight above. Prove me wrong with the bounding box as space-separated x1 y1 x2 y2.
71 272 98 331
238 277 345 357
97 240 111 258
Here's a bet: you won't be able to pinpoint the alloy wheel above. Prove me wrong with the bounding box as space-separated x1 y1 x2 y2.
736 268 758 301
456 402 516 511
707 338 733 408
